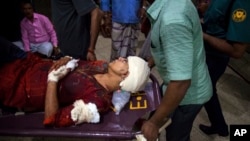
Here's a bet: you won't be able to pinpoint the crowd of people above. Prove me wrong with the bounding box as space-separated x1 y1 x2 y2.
0 0 249 141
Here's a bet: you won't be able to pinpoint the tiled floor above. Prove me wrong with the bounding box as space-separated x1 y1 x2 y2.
228 52 250 83
0 34 250 141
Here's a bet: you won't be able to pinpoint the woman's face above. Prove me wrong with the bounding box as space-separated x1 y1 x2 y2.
109 57 129 77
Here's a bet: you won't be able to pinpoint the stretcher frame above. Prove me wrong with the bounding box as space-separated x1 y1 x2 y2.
0 74 161 140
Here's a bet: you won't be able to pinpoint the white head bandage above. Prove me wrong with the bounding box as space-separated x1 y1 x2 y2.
119 56 150 92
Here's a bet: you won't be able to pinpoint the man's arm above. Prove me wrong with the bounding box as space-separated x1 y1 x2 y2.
87 7 103 61
203 32 248 58
140 0 148 20
100 0 112 38
141 80 191 141
43 15 58 48
20 22 30 52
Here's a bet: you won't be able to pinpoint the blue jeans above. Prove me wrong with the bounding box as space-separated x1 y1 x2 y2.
30 42 53 57
166 104 203 141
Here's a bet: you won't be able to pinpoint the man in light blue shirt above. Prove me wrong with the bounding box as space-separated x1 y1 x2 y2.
141 0 212 141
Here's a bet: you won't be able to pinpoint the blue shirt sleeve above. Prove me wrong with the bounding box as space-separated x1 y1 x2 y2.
100 0 111 11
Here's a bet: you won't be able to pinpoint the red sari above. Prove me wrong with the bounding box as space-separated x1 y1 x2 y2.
0 53 112 127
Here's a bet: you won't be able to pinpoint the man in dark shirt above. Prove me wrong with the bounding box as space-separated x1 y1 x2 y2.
51 0 102 60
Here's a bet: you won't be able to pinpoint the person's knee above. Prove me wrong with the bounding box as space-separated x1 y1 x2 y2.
39 42 53 57
12 41 24 50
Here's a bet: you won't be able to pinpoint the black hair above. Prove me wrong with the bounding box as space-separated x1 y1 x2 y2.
20 0 36 12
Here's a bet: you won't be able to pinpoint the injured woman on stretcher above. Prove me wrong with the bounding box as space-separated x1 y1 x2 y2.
0 36 150 128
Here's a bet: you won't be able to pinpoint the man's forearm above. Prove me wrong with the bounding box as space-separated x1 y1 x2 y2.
149 80 190 127
89 7 103 51
203 32 247 58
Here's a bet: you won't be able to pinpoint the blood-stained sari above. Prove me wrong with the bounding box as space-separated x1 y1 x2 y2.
0 53 113 127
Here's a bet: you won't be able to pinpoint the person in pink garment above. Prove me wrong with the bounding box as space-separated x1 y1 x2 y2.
20 0 59 57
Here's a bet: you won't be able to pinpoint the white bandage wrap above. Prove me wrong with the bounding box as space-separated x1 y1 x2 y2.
71 100 100 124
66 59 79 71
135 134 147 141
65 56 73 59
120 56 150 92
48 65 68 82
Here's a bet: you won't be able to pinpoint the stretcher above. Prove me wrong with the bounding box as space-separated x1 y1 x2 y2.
0 74 162 140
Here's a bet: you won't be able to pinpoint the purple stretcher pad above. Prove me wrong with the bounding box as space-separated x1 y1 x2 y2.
0 75 161 140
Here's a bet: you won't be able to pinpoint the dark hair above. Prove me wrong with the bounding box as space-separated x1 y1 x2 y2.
20 0 36 12
198 0 210 3
20 0 34 8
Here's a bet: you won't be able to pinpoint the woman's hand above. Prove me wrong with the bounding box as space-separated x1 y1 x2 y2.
48 65 71 82
49 56 72 72
66 59 79 71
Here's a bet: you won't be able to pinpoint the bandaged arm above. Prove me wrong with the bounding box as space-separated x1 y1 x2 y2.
45 59 79 124
44 81 100 127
